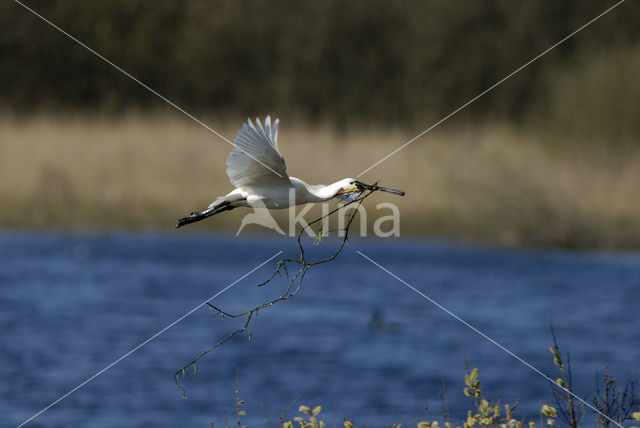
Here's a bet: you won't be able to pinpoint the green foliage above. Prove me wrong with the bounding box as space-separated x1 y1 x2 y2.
538 44 640 144
456 366 528 428
3 0 640 136
219 365 549 428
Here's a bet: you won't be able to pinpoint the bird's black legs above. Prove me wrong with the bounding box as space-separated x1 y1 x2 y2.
175 201 236 228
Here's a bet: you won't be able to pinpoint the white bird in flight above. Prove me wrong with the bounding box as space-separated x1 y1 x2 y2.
176 116 404 228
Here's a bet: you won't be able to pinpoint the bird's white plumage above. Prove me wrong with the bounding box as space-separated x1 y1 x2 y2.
226 116 290 188
177 116 403 228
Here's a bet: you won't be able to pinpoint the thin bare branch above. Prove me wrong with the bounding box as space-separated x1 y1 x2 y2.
174 189 379 395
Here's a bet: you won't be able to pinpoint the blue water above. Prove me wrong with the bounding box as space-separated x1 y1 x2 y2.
1 232 639 427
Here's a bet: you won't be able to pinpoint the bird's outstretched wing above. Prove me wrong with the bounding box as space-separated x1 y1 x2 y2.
226 116 290 187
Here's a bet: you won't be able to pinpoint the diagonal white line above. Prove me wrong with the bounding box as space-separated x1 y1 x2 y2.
357 0 627 177
16 251 283 428
356 250 623 428
12 0 283 179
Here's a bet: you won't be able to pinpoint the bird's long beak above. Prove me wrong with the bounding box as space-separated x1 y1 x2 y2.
354 181 405 196
335 188 354 196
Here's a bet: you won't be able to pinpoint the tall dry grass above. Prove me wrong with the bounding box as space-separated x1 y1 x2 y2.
1 114 639 248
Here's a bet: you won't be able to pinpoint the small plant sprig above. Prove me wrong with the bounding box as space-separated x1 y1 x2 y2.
459 366 520 428
233 369 247 428
592 367 639 428
281 405 325 428
547 324 583 427
547 323 640 428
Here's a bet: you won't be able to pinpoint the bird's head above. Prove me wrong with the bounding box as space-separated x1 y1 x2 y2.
335 178 405 200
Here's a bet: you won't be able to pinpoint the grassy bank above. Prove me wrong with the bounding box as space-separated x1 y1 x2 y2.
1 114 639 249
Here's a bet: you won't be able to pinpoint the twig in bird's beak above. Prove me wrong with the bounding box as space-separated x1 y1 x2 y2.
354 180 405 196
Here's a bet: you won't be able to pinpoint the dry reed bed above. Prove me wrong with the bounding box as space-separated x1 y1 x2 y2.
1 115 639 248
